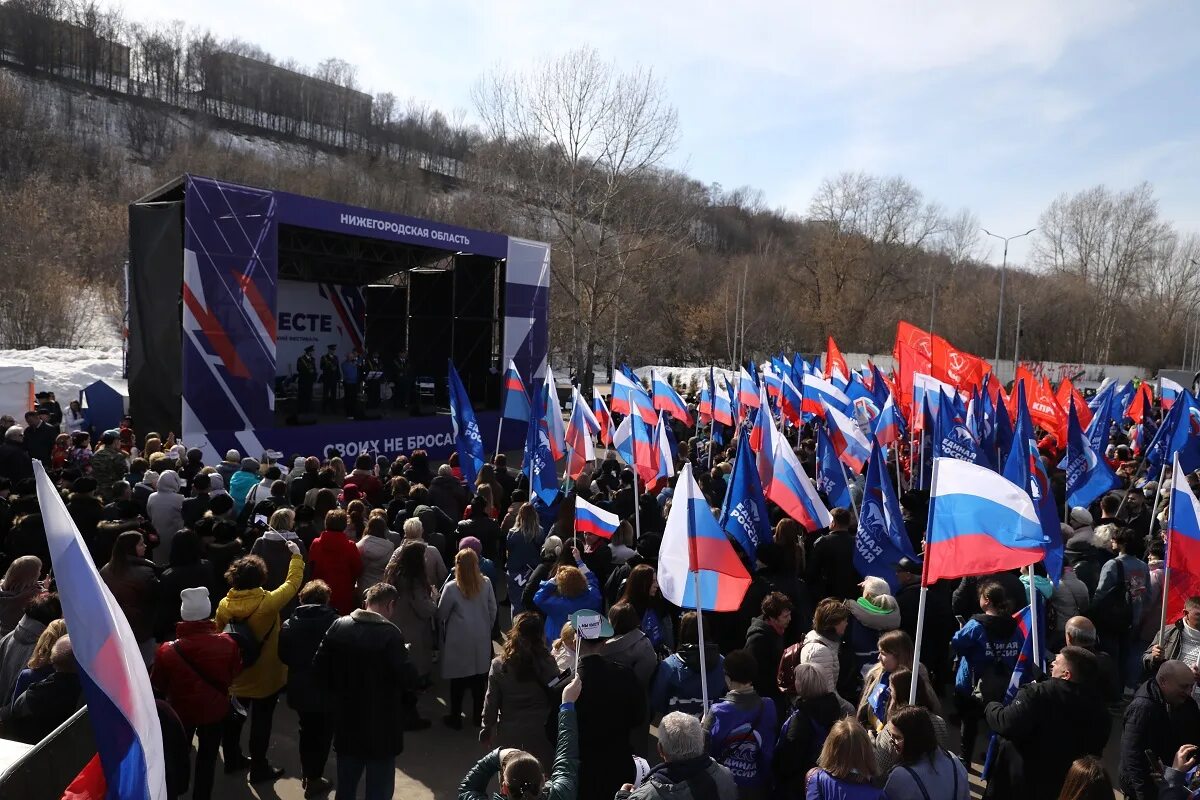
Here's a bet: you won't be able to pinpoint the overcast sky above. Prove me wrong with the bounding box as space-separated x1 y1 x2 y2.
106 0 1200 266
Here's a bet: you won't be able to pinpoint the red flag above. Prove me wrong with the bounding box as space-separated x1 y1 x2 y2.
1031 376 1067 442
894 320 989 392
1055 378 1075 411
825 336 849 382
1127 382 1154 424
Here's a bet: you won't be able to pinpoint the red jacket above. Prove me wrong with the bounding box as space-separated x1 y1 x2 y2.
342 470 383 506
150 620 242 726
309 530 363 614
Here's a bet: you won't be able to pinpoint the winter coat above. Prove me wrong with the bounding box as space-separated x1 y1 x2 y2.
0 670 81 744
806 530 860 601
1064 538 1109 597
389 574 437 677
89 446 126 493
342 469 383 506
773 693 844 799
278 602 339 712
481 652 560 770
883 749 969 800
308 530 362 615
428 474 468 521
459 704 579 800
146 471 185 564
950 613 1021 699
66 494 105 561
1052 568 1091 637
983 676 1109 800
456 515 503 564
100 559 160 642
0 442 33 484
872 711 951 775
505 529 544 613
602 629 660 689
786 630 841 697
844 597 900 678
438 577 498 679
150 620 242 727
0 616 45 701
702 688 777 789
1093 553 1150 632
249 531 305 620
214 552 303 698
616 756 737 800
0 586 37 638
650 644 726 719
745 616 786 704
803 770 885 800
355 534 396 594
154 560 218 641
313 608 416 758
1143 619 1195 679
534 567 602 645
576 654 646 800
228 469 259 514
1120 677 1185 800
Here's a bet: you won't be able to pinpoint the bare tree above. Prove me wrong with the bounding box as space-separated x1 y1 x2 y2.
472 45 695 393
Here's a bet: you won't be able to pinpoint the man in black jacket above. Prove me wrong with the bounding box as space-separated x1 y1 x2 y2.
0 635 81 744
983 646 1110 800
744 592 792 706
0 426 32 484
1120 659 1196 800
806 508 859 601
313 582 416 800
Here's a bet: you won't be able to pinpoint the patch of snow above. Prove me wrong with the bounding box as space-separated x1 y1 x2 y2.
0 347 124 400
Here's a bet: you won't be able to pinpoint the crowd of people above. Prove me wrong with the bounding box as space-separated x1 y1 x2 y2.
0 390 1194 800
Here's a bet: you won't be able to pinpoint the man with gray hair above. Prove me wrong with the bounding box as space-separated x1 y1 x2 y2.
1063 616 1120 702
615 711 736 800
0 425 31 483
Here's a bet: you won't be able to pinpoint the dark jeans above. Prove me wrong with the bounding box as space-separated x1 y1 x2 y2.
298 710 334 780
343 383 359 417
449 674 487 724
223 693 280 763
186 721 224 800
955 692 988 764
322 380 337 412
336 754 395 800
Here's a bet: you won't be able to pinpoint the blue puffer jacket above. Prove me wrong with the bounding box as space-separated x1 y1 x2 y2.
533 564 602 644
505 530 544 613
950 612 1021 698
649 643 725 718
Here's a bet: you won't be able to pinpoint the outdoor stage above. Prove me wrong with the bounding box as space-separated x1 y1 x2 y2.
126 175 549 463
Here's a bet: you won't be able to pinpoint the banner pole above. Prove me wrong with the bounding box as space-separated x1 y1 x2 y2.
494 417 504 462
695 582 711 715
1028 566 1042 671
910 455 939 705
632 466 642 541
894 444 903 493
839 458 860 519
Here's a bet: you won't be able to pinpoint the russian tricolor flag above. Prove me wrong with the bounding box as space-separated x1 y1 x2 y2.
1166 452 1200 621
758 395 832 532
501 359 531 422
542 367 566 461
652 370 693 426
614 411 656 486
34 461 167 800
613 366 658 425
712 373 734 426
801 373 851 418
593 395 614 447
823 399 872 474
656 463 752 612
575 495 619 539
1161 376 1185 411
653 412 677 488
565 388 597 480
925 458 1045 584
738 366 760 411
873 394 907 447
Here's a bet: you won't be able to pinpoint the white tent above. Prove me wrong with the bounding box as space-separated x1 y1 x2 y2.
0 366 33 422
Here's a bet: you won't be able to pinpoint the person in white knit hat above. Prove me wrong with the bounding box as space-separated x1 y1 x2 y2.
150 586 243 800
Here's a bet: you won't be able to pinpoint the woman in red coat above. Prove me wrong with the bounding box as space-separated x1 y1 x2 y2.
308 509 363 614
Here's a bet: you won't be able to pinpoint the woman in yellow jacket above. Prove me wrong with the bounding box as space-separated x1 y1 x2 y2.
215 544 304 784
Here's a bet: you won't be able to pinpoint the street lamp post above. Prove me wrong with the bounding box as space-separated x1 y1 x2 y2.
983 227 1036 379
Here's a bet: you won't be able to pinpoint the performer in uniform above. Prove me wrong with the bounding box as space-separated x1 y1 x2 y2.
320 344 340 414
296 345 316 414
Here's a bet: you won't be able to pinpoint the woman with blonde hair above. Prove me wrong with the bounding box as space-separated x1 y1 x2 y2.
344 498 367 541
804 718 885 798
438 548 497 729
0 556 43 636
532 546 601 645
328 456 346 486
9 618 66 704
857 630 939 732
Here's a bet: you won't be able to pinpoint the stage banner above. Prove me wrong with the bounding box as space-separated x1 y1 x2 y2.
275 281 365 376
504 237 551 383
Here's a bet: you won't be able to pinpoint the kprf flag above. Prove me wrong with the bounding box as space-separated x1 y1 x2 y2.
1004 383 1064 583
1166 453 1200 621
1161 377 1185 410
856 444 919 592
759 398 832 532
822 399 871 474
575 495 619 539
825 335 849 384
613 366 658 425
925 458 1045 584
448 360 485 484
501 359 531 422
1062 398 1119 509
652 370 693 426
34 461 167 800
815 426 852 511
657 463 751 612
719 429 772 563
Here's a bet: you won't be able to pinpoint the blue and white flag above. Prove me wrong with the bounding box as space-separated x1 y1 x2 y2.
719 427 772 562
35 461 167 800
1004 384 1064 583
934 388 983 466
524 381 559 506
448 360 485 484
815 426 852 510
856 444 919 591
1062 398 1119 508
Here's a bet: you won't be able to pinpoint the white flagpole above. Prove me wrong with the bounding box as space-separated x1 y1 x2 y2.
632 466 642 540
1028 567 1042 670
909 455 939 705
838 459 860 519
694 574 711 714
494 417 504 462
1158 457 1177 649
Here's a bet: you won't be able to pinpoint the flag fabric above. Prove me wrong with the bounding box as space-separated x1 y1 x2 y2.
1113 381 1136 419
501 360 531 422
933 387 984 466
1127 382 1155 424
448 360 486 484
779 369 805 425
712 371 734 426
912 372 955 431
1085 383 1117 453
34 461 168 800
541 367 567 461
823 399 872 474
698 370 714 425
1062 398 1120 509
825 335 849 383
917 395 937 491
994 392 1014 465
613 366 658 425
653 413 677 488
565 389 597 481
760 405 833 532
652 370 694 426
1144 390 1200 475
593 395 614 447
738 366 761 412
719 430 773 563
1003 384 1064 583
575 495 619 539
857 444 920 591
815 426 852 510
614 411 657 486
845 374 881 439
524 383 560 506
1166 453 1200 621
925 458 1046 584
873 394 907 447
982 599 1047 778
802 373 852 418
658 463 752 612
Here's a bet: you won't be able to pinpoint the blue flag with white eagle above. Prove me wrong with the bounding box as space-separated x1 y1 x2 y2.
448 360 485 485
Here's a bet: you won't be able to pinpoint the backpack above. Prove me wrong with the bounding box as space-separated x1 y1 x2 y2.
223 605 275 668
714 702 769 782
780 707 830 772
